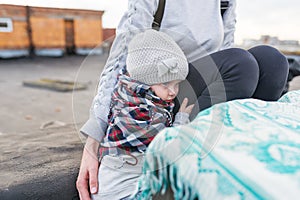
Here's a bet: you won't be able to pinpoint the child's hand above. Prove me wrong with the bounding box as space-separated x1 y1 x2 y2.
179 98 194 114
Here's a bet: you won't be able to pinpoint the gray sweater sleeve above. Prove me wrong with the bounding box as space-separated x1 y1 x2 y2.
173 112 190 126
80 108 108 142
221 0 237 49
80 0 159 141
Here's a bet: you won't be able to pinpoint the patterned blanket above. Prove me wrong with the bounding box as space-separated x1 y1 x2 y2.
135 90 300 200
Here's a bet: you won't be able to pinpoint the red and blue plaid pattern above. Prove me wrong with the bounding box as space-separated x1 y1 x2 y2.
100 75 174 157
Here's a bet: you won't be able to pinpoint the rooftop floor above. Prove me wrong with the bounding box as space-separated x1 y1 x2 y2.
0 54 299 199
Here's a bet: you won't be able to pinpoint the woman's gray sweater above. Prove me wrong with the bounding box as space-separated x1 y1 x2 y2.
81 0 237 141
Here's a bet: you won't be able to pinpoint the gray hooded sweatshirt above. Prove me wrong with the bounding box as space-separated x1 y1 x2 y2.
81 0 237 141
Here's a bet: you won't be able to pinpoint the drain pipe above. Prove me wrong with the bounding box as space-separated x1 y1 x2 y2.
26 6 34 57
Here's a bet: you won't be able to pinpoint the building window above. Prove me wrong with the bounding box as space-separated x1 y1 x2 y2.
0 18 13 32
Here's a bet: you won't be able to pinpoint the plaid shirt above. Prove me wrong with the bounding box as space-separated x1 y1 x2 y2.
100 75 174 157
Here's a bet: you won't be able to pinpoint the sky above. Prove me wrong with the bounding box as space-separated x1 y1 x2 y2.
1 0 300 44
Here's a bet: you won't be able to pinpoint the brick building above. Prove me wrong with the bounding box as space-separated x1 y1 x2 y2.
0 4 104 58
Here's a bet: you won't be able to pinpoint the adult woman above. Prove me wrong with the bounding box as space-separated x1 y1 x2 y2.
76 1 289 199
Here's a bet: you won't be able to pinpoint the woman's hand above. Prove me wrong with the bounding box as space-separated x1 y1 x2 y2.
76 136 100 200
179 98 195 114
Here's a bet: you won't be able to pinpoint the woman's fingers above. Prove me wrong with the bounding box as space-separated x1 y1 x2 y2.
89 167 99 195
76 137 100 200
76 165 92 200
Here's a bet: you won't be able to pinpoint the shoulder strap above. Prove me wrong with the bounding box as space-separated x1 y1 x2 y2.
152 0 166 31
221 1 229 18
152 0 228 30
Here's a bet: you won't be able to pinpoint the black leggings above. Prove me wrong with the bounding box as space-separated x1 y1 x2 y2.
175 45 289 119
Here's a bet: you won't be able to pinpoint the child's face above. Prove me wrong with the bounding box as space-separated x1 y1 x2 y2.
150 80 181 102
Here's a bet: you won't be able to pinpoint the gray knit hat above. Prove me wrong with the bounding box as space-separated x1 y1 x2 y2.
126 29 188 85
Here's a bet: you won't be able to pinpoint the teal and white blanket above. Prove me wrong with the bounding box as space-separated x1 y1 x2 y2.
136 90 300 200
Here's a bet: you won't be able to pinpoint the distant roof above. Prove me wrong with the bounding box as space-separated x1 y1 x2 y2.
0 4 104 16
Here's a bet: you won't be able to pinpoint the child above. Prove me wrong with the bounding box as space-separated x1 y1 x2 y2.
92 29 194 200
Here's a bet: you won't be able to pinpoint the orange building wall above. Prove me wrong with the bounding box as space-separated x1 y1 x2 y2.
0 4 26 17
0 4 29 49
103 28 116 41
0 4 104 52
74 19 103 48
0 21 29 49
30 17 65 49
